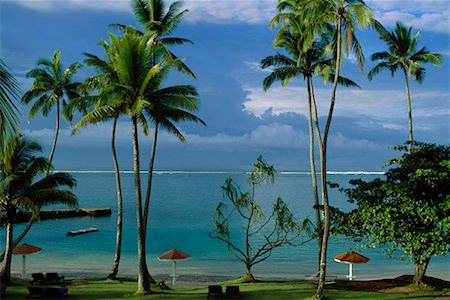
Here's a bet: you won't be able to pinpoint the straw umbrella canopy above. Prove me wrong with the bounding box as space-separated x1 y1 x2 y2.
334 251 369 280
12 243 42 279
157 248 191 286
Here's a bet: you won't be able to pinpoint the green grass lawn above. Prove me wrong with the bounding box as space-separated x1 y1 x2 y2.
1 278 446 299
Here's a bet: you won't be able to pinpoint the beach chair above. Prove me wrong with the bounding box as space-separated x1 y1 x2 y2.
45 272 65 284
30 273 46 285
225 286 240 299
207 285 223 299
27 286 68 298
159 280 170 289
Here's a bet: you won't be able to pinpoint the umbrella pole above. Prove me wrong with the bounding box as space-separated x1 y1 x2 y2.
348 263 353 280
172 261 177 286
22 255 26 279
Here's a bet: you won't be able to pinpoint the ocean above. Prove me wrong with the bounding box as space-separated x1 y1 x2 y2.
1 172 449 281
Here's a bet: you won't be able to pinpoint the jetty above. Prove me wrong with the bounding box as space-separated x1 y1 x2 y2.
0 208 112 225
67 227 99 236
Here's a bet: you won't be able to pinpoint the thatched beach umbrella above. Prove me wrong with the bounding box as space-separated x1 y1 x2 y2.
334 251 369 280
12 243 42 279
157 248 192 286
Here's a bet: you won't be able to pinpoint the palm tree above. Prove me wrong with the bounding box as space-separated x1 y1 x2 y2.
71 42 126 280
261 17 358 273
142 74 205 235
22 50 81 171
75 29 172 294
0 134 77 282
0 59 20 145
368 22 442 151
271 1 372 297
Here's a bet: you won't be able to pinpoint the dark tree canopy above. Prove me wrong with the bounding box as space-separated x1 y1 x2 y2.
332 142 450 286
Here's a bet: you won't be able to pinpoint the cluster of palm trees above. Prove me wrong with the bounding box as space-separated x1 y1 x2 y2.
0 0 204 293
262 0 441 298
0 0 443 297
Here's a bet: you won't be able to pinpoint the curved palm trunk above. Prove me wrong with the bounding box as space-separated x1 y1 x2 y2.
107 117 123 280
47 100 60 175
0 216 35 263
403 68 413 152
131 117 152 294
306 76 322 273
0 221 13 282
316 17 342 299
143 123 159 233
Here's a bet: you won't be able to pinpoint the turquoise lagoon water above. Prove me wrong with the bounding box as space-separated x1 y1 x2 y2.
1 172 449 281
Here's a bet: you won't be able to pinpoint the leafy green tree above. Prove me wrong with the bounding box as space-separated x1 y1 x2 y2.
368 22 442 151
0 59 20 145
270 1 372 297
22 50 81 170
0 134 77 282
209 156 311 282
332 142 449 286
262 16 359 271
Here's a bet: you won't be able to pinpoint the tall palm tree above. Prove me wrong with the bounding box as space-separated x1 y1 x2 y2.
142 75 205 234
75 29 172 294
0 59 20 145
0 134 77 282
71 42 126 280
261 17 358 272
272 1 372 297
368 22 442 151
22 50 81 172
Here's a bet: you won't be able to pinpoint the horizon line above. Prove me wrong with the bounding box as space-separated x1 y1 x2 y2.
55 170 385 175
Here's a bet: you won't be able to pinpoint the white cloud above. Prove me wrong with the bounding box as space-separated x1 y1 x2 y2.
367 0 450 34
12 0 449 30
23 121 381 152
242 86 450 120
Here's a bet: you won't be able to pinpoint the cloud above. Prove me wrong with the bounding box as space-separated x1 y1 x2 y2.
367 0 450 34
242 86 450 121
12 0 449 30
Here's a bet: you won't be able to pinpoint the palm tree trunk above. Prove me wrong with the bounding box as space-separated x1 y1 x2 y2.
316 17 342 300
0 221 14 282
107 117 123 280
403 68 413 152
0 216 35 263
307 76 322 273
131 117 152 294
47 100 60 175
143 123 159 233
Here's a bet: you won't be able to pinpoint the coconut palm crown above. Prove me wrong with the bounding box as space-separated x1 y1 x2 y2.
368 22 442 149
0 134 77 282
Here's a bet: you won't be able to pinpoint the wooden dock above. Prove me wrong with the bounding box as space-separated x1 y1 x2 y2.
0 208 112 225
67 227 99 236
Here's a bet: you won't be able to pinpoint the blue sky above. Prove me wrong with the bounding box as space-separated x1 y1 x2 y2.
1 0 449 171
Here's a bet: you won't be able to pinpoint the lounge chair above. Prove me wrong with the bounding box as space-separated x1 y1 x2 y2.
45 272 65 284
225 286 240 299
207 285 223 299
27 286 68 298
30 273 46 285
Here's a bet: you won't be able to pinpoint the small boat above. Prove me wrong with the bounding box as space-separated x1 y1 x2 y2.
66 227 98 236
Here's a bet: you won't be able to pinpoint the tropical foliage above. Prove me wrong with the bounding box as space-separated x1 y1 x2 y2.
331 142 449 286
368 22 443 150
0 59 20 145
22 50 81 168
0 134 77 282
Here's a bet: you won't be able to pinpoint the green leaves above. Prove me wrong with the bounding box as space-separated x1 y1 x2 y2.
332 142 450 280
